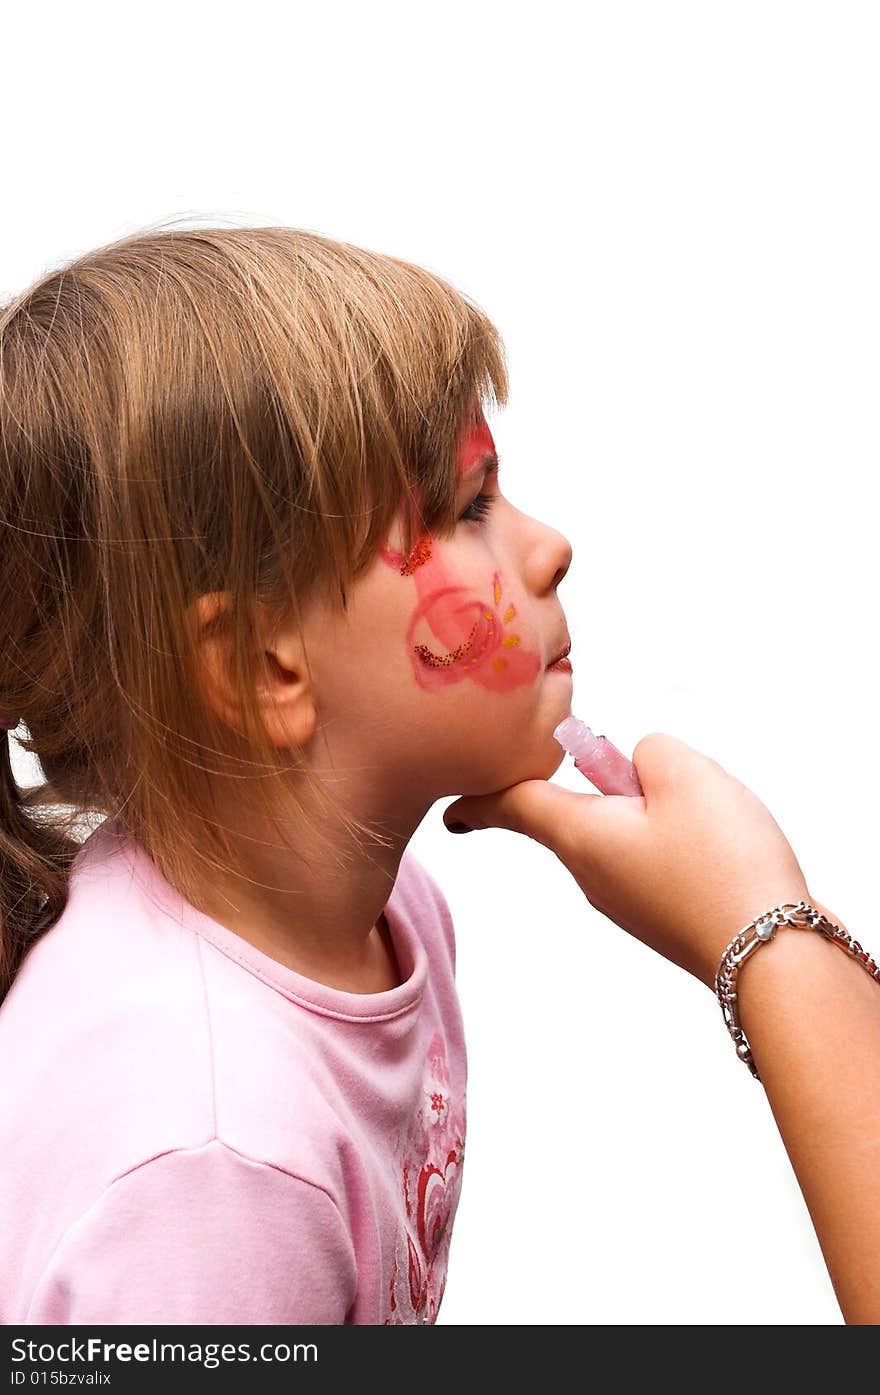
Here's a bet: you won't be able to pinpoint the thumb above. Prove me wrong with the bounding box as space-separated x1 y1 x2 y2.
443 778 600 855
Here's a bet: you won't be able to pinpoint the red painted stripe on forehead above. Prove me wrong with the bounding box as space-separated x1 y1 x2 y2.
458 412 497 479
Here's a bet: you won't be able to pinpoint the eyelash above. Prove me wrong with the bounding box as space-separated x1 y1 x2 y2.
459 462 500 525
459 491 496 525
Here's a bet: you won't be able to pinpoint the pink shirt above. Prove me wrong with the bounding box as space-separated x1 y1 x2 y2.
0 817 467 1324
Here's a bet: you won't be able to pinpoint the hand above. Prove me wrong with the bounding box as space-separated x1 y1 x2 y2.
443 732 812 990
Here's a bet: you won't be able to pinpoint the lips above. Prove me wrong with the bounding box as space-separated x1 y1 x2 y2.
546 641 571 669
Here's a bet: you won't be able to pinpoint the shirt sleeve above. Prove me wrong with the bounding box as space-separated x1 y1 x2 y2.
26 1140 358 1324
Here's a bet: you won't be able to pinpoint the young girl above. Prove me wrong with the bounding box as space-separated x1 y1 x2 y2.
0 226 573 1324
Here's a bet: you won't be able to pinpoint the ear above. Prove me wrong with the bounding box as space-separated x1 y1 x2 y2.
190 592 318 749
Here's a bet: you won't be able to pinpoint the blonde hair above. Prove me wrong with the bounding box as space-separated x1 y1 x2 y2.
0 224 508 1003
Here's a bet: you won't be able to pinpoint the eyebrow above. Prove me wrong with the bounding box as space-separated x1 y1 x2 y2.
459 451 499 483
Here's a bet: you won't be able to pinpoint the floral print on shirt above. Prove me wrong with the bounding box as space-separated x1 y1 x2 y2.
384 1031 466 1324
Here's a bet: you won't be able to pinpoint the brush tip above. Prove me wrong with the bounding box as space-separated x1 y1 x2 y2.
553 714 593 754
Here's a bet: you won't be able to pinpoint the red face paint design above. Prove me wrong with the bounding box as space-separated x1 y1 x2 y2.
379 411 543 693
458 411 497 477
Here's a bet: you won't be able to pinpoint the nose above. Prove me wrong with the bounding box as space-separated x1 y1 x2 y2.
547 528 573 592
525 513 573 595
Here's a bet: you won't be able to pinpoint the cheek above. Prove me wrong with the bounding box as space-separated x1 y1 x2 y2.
380 532 541 694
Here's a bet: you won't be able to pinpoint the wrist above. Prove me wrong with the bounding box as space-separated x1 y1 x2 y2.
734 906 877 1075
711 895 859 1084
698 889 823 995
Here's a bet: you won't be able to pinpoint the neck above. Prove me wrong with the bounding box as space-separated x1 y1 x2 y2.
185 777 430 995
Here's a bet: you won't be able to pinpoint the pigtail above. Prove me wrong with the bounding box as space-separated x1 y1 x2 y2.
0 725 81 1005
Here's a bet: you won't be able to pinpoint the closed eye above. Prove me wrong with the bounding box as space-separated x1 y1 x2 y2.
459 491 496 524
458 459 500 525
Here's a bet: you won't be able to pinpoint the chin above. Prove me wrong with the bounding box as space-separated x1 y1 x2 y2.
497 730 568 788
546 740 567 778
534 738 567 781
452 715 568 796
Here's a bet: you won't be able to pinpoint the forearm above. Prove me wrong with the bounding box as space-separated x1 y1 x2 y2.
733 896 880 1324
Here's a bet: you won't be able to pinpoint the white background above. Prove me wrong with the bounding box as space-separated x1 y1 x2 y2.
5 1 878 1324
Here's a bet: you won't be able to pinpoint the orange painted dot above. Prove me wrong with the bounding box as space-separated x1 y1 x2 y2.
501 635 520 648
493 580 502 606
504 605 516 623
492 656 506 673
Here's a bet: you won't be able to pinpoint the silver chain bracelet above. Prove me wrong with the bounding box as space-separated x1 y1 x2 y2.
715 900 880 1082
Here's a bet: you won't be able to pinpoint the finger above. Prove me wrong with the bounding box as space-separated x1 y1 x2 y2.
443 779 603 856
631 731 719 791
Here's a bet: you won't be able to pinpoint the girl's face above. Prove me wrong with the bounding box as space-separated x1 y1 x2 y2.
298 409 574 806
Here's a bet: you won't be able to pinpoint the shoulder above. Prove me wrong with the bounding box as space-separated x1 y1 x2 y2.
0 837 218 1170
27 1139 357 1324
